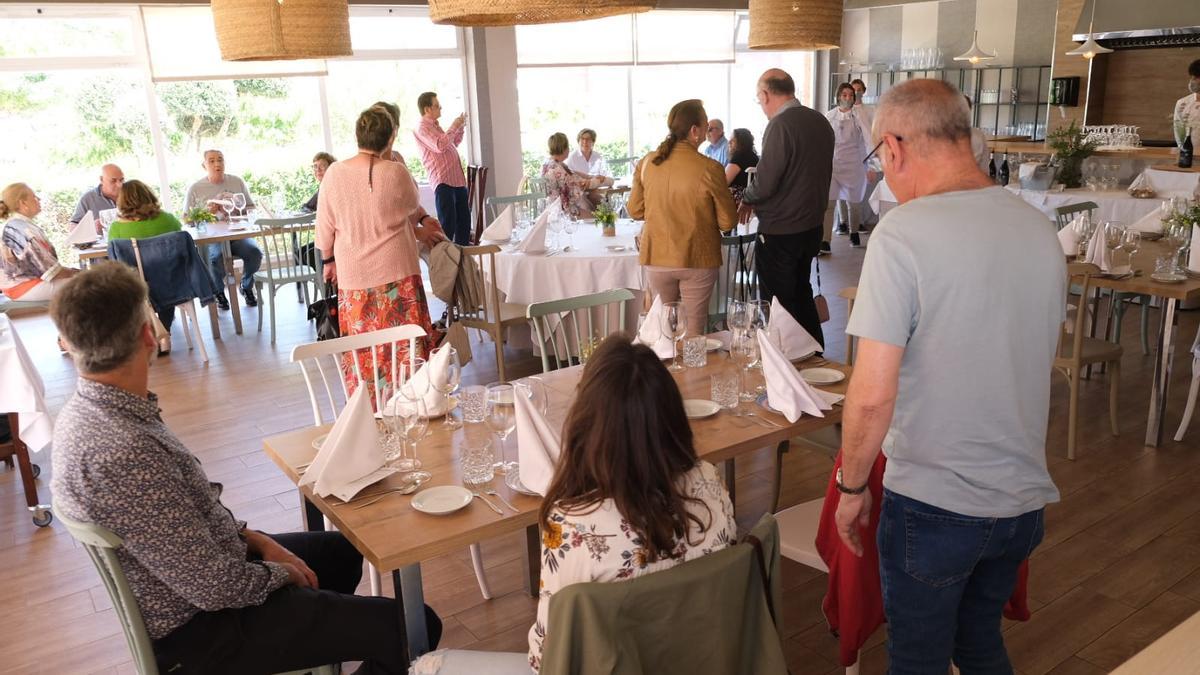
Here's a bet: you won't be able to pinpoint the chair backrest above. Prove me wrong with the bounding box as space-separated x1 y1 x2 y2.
526 289 636 374
290 324 425 425
540 513 785 675
485 193 543 224
708 233 759 331
608 156 639 179
1059 262 1100 366
1054 201 1097 232
254 214 318 282
523 176 548 197
56 509 160 675
456 245 503 326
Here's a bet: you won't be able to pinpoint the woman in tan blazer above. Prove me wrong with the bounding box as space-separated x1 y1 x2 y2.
628 99 738 336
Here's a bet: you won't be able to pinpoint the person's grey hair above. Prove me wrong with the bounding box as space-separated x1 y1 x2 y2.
708 119 724 132
50 262 149 374
761 72 795 97
875 79 971 145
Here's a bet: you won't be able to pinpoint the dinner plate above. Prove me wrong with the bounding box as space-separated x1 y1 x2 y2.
683 399 720 419
227 225 247 232
757 394 783 415
505 472 540 495
1151 272 1187 284
705 338 723 352
605 245 628 252
800 367 845 385
311 433 328 451
411 486 473 515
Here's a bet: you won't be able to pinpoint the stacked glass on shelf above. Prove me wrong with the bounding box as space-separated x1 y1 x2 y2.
899 47 945 70
1082 125 1142 149
1082 159 1123 191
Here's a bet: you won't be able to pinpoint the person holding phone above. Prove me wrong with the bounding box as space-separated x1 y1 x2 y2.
414 91 471 246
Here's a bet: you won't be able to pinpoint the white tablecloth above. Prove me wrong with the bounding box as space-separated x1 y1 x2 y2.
1143 169 1200 197
0 316 53 454
1006 186 1162 225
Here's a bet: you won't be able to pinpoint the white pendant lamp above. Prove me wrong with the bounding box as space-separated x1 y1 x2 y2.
1066 0 1113 59
953 30 996 65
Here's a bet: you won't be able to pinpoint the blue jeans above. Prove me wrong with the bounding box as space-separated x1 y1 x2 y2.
878 489 1044 675
434 184 471 246
207 239 262 293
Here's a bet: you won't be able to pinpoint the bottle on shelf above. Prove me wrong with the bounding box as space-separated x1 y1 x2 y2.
988 152 997 181
999 152 1010 186
1180 133 1194 169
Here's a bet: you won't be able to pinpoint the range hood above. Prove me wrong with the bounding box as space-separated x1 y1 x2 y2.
1072 0 1200 49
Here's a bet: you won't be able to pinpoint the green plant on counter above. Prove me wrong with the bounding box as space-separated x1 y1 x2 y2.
593 200 617 227
1163 203 1200 232
1046 121 1098 189
183 207 217 225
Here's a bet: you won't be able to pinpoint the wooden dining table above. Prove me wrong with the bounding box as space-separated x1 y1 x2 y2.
1086 238 1200 446
262 352 852 663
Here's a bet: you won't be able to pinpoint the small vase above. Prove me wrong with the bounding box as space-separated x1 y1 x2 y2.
1057 156 1085 190
602 223 616 237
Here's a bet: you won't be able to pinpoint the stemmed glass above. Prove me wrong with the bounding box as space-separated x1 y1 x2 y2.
395 358 428 476
231 193 247 220
661 301 687 371
547 212 565 252
432 346 462 429
487 384 517 474
1165 223 1189 273
378 383 402 463
730 329 761 402
403 400 430 482
562 216 578 253
1119 230 1141 273
1073 212 1095 259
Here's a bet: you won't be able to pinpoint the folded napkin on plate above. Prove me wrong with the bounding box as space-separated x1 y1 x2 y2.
386 345 452 418
768 297 823 360
634 295 675 359
517 199 561 254
516 384 562 496
757 329 830 423
1190 225 1200 274
481 205 514 241
299 386 397 501
1083 225 1111 272
67 211 98 245
1057 218 1080 256
1130 206 1165 234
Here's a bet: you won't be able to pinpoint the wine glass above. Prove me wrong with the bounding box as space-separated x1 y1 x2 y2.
727 299 750 332
1119 230 1141 273
730 329 761 402
1073 212 1094 258
402 399 431 482
1165 223 1189 273
394 358 428 473
563 216 578 252
547 212 565 252
378 383 402 463
746 300 770 334
231 193 247 220
661 301 687 372
432 346 462 429
486 384 517 474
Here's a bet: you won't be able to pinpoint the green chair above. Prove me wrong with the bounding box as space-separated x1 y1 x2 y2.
607 156 639 181
55 509 337 675
539 513 787 675
526 289 636 374
253 213 320 346
708 233 758 332
1053 201 1098 232
0 296 50 316
484 193 545 224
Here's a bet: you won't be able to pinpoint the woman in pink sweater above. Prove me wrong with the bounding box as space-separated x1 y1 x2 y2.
317 107 446 402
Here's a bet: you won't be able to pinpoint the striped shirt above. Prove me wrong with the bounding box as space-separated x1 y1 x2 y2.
414 117 467 188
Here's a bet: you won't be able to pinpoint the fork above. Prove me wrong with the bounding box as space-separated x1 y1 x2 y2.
486 489 518 512
472 490 504 515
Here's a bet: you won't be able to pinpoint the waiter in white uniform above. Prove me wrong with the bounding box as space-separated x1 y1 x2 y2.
1174 59 1200 148
825 83 871 248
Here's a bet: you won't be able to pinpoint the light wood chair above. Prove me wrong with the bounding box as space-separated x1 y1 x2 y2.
526 289 636 373
253 214 320 345
56 508 336 675
1055 262 1122 460
290 325 494 601
454 245 528 382
1173 326 1200 442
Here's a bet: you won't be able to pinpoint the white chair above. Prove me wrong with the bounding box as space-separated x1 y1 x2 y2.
290 325 494 601
128 237 208 363
1174 326 1200 442
253 214 320 345
454 245 528 382
526 289 636 373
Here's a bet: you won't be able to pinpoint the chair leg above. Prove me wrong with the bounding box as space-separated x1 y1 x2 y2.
1109 359 1120 437
369 564 381 596
269 284 278 346
1139 299 1151 356
494 328 506 382
186 301 208 363
470 543 492 600
1067 369 1079 461
256 282 265 335
179 305 194 350
1175 365 1200 442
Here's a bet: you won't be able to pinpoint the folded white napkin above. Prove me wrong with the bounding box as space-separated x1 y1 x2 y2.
1057 218 1081 256
481 205 514 241
516 383 561 496
757 329 830 423
517 199 561 254
386 346 452 418
1130 206 1165 234
1190 225 1200 274
67 211 98 245
635 295 675 359
1084 226 1111 272
767 297 822 360
299 386 397 501
709 330 732 351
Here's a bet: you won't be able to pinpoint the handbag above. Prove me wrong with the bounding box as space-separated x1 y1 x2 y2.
307 282 340 341
814 258 830 324
435 255 473 366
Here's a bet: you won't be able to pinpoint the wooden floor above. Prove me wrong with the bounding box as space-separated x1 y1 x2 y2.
3 233 1200 674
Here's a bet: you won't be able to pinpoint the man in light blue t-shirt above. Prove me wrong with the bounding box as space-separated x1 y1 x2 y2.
834 80 1065 674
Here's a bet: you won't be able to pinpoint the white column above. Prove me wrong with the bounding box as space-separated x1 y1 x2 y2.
467 27 524 198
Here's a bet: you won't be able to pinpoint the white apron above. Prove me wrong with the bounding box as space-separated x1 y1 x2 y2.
826 107 869 203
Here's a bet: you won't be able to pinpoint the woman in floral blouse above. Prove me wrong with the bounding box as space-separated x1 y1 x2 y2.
541 132 603 218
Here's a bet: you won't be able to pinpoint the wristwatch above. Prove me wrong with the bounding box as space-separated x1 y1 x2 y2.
835 468 868 495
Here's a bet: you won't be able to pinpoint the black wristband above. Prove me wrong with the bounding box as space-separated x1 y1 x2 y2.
321 255 335 265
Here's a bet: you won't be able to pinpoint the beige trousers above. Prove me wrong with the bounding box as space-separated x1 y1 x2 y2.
644 266 719 337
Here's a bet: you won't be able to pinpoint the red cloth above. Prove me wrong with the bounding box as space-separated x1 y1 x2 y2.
814 452 1031 667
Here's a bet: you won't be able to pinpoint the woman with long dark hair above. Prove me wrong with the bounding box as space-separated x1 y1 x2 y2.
627 99 737 336
725 127 760 206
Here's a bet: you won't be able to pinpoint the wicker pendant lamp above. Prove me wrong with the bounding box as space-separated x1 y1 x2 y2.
428 0 655 27
748 0 842 51
212 0 352 61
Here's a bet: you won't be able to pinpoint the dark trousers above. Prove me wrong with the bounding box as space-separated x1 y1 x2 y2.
434 184 471 246
153 531 442 675
156 306 175 332
878 490 1044 675
754 227 825 349
206 239 263 293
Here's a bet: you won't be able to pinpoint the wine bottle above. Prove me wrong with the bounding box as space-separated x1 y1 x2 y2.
1181 133 1194 169
988 152 997 181
999 152 1010 186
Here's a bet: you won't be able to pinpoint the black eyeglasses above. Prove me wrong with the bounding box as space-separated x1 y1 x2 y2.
863 135 903 164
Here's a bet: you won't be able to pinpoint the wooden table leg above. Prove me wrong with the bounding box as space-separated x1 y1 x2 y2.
393 564 428 662
1146 298 1178 448
301 494 325 532
771 440 790 514
223 242 243 336
723 458 736 509
207 302 222 340
523 524 540 598
7 413 50 526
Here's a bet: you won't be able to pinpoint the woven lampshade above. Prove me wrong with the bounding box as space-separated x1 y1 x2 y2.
212 0 352 61
748 0 842 51
428 0 655 27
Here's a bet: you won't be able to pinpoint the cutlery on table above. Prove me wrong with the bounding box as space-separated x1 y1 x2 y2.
350 477 428 509
486 489 518 512
472 490 504 515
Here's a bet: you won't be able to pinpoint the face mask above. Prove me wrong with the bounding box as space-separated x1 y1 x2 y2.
838 99 853 110
1190 80 1200 94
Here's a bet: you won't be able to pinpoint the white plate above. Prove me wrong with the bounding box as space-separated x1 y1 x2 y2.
605 244 628 252
311 433 328 451
757 394 782 415
411 486 473 515
683 399 720 419
705 338 723 352
505 472 540 495
1151 272 1186 284
800 367 845 385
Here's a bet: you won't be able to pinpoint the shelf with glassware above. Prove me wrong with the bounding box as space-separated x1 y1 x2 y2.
831 65 1052 141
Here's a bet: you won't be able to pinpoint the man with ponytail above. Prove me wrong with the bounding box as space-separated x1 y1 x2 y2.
741 68 834 349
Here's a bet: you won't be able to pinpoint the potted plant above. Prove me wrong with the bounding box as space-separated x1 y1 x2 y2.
1046 121 1098 189
183 207 217 229
593 200 617 237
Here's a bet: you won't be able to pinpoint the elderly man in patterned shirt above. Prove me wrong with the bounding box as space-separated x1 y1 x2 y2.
49 262 441 674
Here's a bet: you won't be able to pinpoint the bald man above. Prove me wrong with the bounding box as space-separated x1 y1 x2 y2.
740 68 834 348
835 80 1064 673
70 164 124 232
703 118 728 166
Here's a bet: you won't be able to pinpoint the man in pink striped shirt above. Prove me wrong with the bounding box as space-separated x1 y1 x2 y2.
414 91 470 245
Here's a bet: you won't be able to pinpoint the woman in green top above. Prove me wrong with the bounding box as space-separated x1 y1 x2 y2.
107 180 183 241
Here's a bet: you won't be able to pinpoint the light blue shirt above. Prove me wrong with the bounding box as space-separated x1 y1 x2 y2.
703 137 728 166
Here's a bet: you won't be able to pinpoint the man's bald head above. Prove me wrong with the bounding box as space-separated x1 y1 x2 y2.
755 68 797 118
99 164 124 201
873 79 971 149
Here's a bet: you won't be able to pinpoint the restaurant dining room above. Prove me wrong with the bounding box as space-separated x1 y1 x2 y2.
3 0 1200 672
